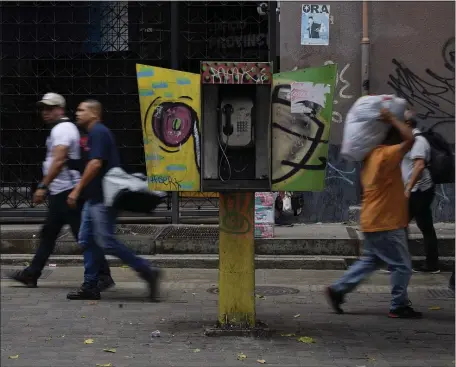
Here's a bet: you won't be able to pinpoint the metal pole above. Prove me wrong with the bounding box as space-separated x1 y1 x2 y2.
361 1 370 96
170 2 180 224
218 192 255 328
268 1 278 72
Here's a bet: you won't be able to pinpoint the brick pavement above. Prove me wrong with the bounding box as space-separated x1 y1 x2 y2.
1 268 454 367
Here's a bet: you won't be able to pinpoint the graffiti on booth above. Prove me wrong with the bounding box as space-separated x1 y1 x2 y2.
271 64 337 191
388 37 455 127
137 64 201 191
323 60 354 124
219 192 254 235
201 62 272 85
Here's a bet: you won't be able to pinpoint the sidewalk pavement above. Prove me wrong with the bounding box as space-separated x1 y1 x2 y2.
1 223 454 270
1 267 454 367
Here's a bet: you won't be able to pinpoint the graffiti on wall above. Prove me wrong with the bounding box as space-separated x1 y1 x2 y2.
201 61 272 85
388 37 455 127
219 192 254 235
271 64 337 191
323 60 354 124
137 64 201 191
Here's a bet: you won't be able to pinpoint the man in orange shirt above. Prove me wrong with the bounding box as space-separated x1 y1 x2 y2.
326 109 422 319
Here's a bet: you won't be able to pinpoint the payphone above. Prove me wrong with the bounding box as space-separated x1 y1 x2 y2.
201 62 272 191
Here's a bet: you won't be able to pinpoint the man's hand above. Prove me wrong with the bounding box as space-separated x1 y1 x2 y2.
404 186 412 199
380 108 394 123
67 188 80 208
33 189 47 204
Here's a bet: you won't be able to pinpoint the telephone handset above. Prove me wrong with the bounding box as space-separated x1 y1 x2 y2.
219 97 254 148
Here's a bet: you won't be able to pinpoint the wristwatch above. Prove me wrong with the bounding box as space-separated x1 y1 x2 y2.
37 182 48 190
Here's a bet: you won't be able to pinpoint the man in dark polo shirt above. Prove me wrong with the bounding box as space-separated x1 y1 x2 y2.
66 99 161 301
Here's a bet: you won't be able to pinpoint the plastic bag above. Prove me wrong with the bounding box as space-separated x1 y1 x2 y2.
340 95 407 162
282 193 292 213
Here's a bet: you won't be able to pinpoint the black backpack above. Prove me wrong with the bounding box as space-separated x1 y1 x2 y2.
417 128 455 184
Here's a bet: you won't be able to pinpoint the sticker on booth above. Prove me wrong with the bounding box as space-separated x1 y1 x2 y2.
136 65 201 191
300 4 330 46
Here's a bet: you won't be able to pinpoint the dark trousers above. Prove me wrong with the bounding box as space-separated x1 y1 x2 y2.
408 187 439 268
28 189 111 278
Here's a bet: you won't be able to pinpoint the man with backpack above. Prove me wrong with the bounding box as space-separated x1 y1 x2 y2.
402 113 442 273
8 93 114 289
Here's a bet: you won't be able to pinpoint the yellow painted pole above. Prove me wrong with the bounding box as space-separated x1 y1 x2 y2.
218 191 255 327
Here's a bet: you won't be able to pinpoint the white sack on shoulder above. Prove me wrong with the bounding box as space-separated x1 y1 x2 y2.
340 95 407 162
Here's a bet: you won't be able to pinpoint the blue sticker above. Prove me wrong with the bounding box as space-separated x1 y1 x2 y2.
152 82 168 89
176 78 191 85
139 90 154 96
166 164 186 171
137 69 154 78
164 92 173 98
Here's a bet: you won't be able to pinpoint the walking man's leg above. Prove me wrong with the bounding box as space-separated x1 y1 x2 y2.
371 229 421 318
326 234 379 313
411 189 439 273
8 191 66 287
67 202 105 300
90 202 160 300
73 201 115 292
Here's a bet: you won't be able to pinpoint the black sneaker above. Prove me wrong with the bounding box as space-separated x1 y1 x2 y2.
98 275 115 292
388 306 423 319
412 265 440 274
325 286 344 314
67 284 101 300
140 268 161 302
7 269 38 288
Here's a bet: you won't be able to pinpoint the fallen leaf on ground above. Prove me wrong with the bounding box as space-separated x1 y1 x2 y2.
428 306 441 310
256 295 265 299
297 336 315 344
88 301 98 305
280 333 296 337
192 348 201 353
103 348 116 353
96 364 112 367
237 352 247 360
81 315 86 318
293 314 301 318
8 355 19 359
257 359 266 364
84 339 94 344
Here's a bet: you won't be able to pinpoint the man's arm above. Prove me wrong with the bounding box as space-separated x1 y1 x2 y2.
406 158 426 194
42 145 68 186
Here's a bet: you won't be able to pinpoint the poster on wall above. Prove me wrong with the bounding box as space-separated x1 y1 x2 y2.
290 82 331 114
300 4 330 46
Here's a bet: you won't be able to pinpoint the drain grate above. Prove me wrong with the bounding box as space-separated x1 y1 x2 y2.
158 226 219 240
207 286 299 296
427 289 455 299
1 269 53 280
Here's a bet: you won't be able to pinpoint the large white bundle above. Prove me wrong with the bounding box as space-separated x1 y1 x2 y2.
340 95 407 162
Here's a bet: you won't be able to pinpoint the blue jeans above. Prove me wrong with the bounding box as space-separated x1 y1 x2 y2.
78 203 111 278
80 201 152 287
331 228 412 311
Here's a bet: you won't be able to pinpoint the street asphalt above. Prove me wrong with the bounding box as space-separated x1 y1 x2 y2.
1 267 454 367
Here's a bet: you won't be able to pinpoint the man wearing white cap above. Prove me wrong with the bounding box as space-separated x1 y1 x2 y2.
8 93 114 290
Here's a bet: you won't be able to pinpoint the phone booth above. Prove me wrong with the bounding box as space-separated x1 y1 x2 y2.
136 62 338 331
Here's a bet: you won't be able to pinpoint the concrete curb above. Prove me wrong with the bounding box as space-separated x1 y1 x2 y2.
1 254 454 271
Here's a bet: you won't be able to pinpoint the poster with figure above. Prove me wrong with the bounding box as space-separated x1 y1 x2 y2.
271 64 337 191
136 64 201 191
301 4 330 46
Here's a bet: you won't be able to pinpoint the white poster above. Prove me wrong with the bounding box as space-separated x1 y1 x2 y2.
301 4 330 46
290 82 330 114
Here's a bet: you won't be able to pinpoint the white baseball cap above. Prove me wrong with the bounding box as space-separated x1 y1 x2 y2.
37 93 66 108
